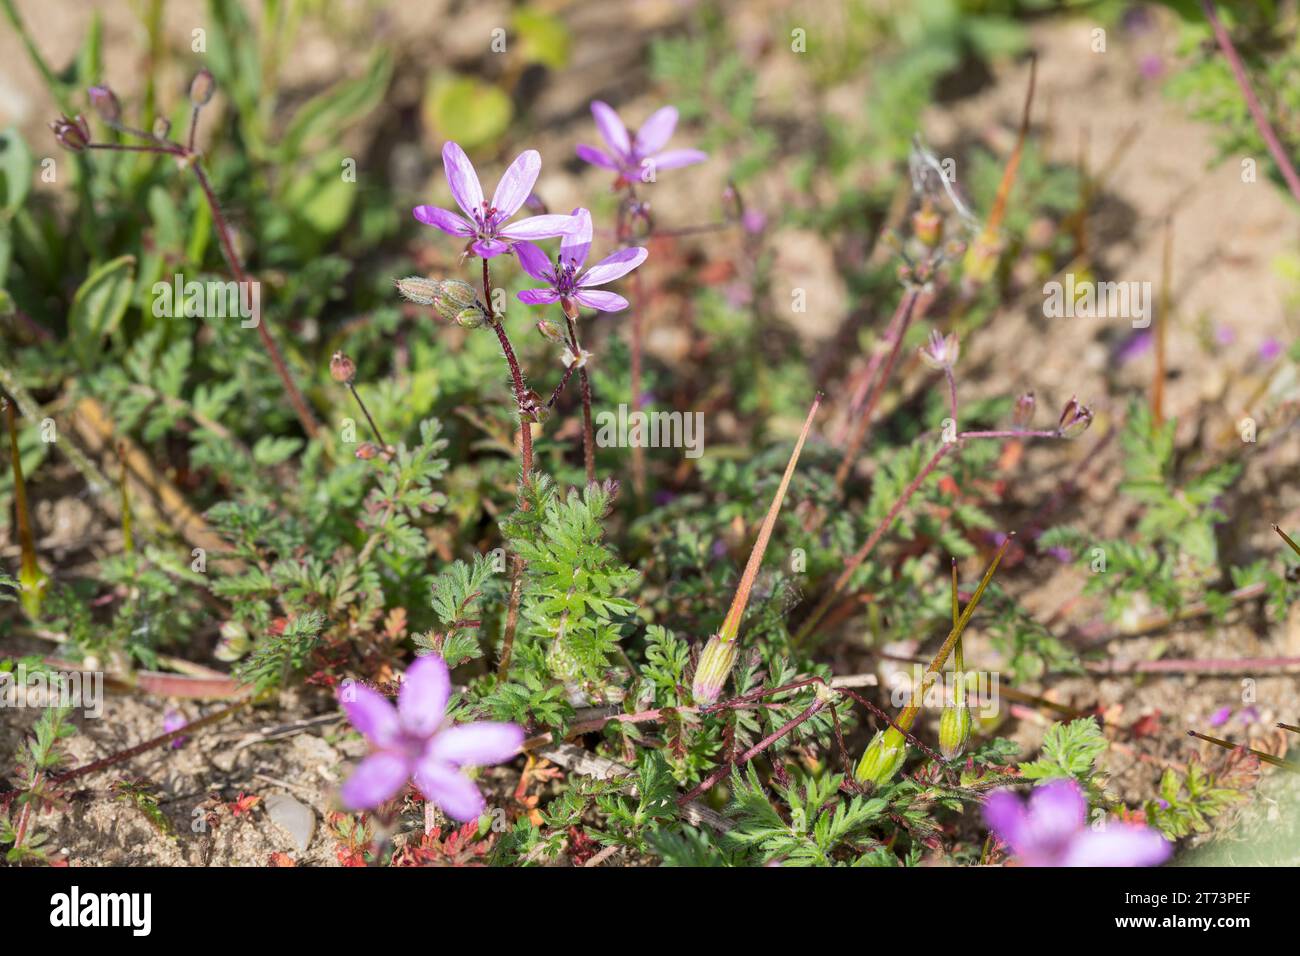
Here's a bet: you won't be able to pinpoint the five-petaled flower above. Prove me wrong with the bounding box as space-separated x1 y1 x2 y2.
414 142 582 259
576 101 707 182
983 779 1171 867
513 208 647 314
338 654 524 822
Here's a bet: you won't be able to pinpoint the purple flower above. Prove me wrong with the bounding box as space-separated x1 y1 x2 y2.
1259 337 1282 362
163 708 188 749
576 101 707 181
337 655 524 822
983 779 1171 867
1209 705 1233 728
513 208 647 313
413 142 581 259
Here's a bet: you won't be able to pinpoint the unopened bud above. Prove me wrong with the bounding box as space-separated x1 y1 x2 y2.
536 319 565 342
88 86 121 123
455 307 485 329
190 68 216 106
854 727 907 787
918 329 959 371
691 635 739 705
432 279 480 323
214 620 251 662
153 117 172 139
912 204 943 248
1012 390 1036 429
355 442 380 460
939 704 972 760
330 351 356 384
1057 396 1093 439
50 114 91 152
395 276 440 306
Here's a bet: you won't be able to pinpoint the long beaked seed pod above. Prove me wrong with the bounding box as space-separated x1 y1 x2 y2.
690 394 821 704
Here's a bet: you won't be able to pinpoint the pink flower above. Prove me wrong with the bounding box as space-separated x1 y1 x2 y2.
983 779 1171 867
413 142 582 259
338 655 524 822
513 208 647 313
576 101 707 181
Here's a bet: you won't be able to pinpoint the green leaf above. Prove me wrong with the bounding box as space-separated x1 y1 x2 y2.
512 10 571 70
422 74 513 152
277 51 393 162
68 254 136 368
0 127 33 216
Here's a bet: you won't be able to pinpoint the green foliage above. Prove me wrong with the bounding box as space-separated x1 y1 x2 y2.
1145 754 1250 840
1019 718 1107 786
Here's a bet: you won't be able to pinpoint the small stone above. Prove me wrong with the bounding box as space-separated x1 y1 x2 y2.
265 793 315 853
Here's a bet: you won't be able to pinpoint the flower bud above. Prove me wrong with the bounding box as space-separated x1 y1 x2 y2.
691 635 739 705
536 318 565 342
50 114 91 152
88 85 121 123
854 727 907 787
153 117 172 139
214 620 251 662
1012 390 1036 429
355 442 380 460
455 306 485 330
912 204 943 249
939 704 973 760
395 276 441 306
431 279 481 323
918 329 960 371
190 68 216 106
1057 396 1093 439
961 230 1003 288
330 351 356 384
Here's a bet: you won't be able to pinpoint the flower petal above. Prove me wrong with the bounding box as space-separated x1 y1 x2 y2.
430 722 525 767
413 760 485 823
518 288 560 305
442 141 484 219
397 654 450 737
574 289 629 312
338 682 399 748
492 149 541 220
472 238 511 259
983 789 1028 853
576 144 618 170
591 100 630 158
560 208 594 268
413 204 474 236
340 752 409 810
1025 780 1087 851
512 241 554 282
647 148 708 171
634 106 678 157
579 246 647 287
1062 825 1172 868
498 214 584 241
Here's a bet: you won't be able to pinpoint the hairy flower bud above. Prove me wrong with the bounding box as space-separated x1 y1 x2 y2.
214 620 251 662
355 442 380 460
912 204 943 249
854 727 907 787
455 307 485 330
1012 390 1036 429
189 68 216 106
536 318 565 343
88 85 121 123
50 114 91 152
330 351 356 384
918 329 960 371
691 635 739 705
939 703 973 760
1057 396 1093 439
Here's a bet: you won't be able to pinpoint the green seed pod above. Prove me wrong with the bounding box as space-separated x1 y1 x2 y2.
939 704 973 760
854 727 907 787
691 635 739 705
